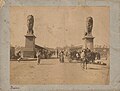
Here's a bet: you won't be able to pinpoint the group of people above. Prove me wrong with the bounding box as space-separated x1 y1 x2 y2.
80 48 101 69
16 48 101 68
36 49 55 59
16 49 55 64
80 48 94 69
58 48 101 69
59 48 100 62
36 50 55 65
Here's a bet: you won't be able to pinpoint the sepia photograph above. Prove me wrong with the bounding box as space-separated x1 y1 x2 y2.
10 6 110 85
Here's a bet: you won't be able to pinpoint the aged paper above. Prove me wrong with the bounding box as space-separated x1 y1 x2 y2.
10 6 109 85
0 0 120 91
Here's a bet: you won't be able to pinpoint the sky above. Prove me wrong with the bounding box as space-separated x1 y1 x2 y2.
10 6 109 48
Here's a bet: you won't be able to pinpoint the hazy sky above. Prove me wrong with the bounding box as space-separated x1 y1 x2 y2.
10 6 109 48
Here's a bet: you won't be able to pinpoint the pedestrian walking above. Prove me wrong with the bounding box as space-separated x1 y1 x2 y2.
80 49 88 69
17 51 23 62
67 51 72 63
81 50 85 62
59 51 64 63
37 50 41 65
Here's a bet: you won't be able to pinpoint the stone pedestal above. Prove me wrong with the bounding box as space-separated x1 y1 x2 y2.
23 34 36 58
82 35 95 51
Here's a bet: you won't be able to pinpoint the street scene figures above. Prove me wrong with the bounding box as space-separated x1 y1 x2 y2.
10 7 109 84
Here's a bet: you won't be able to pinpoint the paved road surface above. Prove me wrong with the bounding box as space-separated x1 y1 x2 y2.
10 58 109 85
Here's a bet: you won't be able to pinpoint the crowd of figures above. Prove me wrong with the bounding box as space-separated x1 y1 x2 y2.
58 48 101 69
36 49 55 59
16 49 55 62
16 47 101 69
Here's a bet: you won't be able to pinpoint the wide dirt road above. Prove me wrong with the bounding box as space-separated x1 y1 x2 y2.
10 58 109 85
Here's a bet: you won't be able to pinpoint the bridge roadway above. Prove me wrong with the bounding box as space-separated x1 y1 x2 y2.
10 58 109 85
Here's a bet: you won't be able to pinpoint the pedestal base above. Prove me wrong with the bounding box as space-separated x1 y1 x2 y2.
22 34 36 58
22 48 36 58
83 36 95 51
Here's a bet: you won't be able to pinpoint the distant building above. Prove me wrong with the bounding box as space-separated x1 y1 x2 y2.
69 45 83 51
35 44 46 51
35 44 55 58
94 47 109 58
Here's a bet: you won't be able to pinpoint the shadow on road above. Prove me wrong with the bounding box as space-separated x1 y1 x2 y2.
39 63 54 65
88 68 101 70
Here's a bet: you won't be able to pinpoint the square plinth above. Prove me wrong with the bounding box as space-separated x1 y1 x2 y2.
22 48 36 58
83 36 95 50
